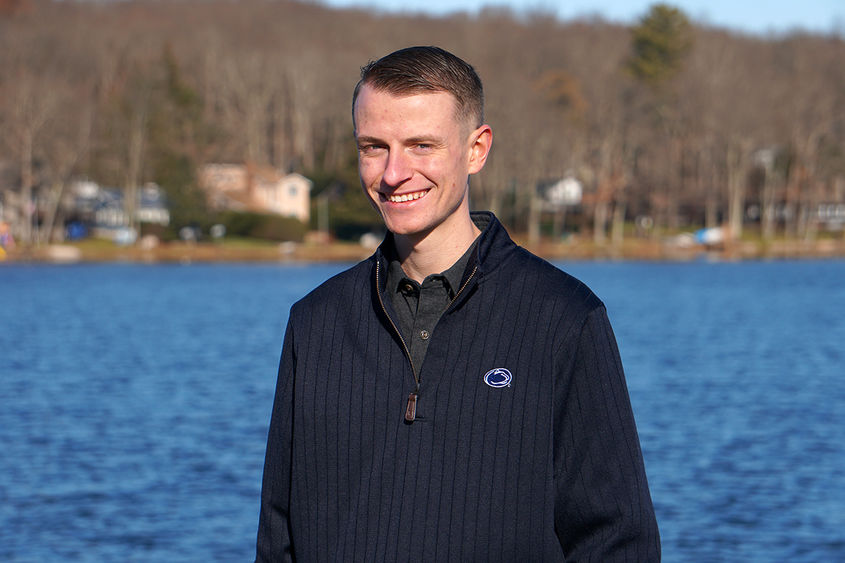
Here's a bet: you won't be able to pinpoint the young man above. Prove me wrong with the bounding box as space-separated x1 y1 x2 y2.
257 46 660 562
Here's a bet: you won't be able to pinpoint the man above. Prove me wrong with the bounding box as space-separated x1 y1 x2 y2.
257 46 659 562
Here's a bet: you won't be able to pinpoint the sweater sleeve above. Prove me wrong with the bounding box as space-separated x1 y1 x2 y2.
256 319 297 562
553 306 660 561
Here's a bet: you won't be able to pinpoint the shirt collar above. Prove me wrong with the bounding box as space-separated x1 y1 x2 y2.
375 210 514 295
384 233 479 297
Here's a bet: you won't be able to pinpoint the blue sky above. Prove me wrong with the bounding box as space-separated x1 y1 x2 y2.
319 0 844 36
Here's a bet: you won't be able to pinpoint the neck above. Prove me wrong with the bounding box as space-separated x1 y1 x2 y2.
393 213 480 283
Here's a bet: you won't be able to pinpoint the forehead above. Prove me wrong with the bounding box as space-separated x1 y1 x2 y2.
354 85 463 132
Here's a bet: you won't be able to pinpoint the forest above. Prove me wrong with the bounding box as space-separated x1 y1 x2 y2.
1 0 844 252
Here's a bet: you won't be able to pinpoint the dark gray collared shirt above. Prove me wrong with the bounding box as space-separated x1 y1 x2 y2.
385 240 477 375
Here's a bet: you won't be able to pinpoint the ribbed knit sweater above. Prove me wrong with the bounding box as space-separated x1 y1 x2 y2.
256 212 660 562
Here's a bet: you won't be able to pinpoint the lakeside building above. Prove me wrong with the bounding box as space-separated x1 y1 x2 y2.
198 163 312 223
66 181 170 241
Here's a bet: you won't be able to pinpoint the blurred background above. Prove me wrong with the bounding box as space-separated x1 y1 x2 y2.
1 0 844 259
1 0 844 561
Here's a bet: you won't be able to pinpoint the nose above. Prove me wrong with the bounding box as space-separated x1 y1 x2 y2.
381 148 412 187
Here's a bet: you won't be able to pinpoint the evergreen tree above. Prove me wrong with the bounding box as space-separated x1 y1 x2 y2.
627 4 693 89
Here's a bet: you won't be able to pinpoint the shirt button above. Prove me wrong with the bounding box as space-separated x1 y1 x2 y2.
419 330 430 340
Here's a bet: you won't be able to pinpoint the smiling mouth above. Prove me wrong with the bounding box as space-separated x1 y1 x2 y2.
384 189 429 203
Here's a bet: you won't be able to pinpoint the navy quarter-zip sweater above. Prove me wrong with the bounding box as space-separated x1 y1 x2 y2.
257 212 660 562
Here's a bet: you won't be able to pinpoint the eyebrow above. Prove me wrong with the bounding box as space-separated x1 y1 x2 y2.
355 135 382 144
405 136 444 146
355 134 445 146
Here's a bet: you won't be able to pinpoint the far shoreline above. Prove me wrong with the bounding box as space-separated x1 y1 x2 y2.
4 234 845 265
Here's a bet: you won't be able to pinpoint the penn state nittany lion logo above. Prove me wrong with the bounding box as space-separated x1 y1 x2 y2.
483 368 512 388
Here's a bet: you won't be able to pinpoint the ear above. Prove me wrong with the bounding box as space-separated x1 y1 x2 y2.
467 124 493 175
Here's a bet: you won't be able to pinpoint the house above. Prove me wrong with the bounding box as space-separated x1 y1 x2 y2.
198 163 312 223
815 203 845 231
67 181 170 240
538 176 583 209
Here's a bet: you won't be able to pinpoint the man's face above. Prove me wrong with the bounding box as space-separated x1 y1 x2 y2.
354 84 490 242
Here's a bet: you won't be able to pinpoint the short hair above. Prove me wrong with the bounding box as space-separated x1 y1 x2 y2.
353 46 484 129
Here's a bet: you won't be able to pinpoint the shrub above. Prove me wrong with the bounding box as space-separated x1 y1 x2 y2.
217 211 307 242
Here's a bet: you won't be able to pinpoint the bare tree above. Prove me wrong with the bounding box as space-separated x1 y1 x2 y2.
0 67 60 244
2 0 843 246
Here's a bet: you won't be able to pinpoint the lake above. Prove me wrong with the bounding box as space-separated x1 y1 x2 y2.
1 259 844 561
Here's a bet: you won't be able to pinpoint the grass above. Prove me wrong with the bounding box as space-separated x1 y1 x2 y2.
4 228 845 264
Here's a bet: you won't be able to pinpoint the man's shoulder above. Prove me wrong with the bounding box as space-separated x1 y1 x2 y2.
474 213 602 314
503 245 604 312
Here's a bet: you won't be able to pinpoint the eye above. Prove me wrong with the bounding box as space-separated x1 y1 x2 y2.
358 144 385 155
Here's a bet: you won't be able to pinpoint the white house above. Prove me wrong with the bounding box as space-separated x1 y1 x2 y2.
66 181 170 240
199 163 312 223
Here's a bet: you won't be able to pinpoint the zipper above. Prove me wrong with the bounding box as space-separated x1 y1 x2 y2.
448 263 478 309
376 262 420 422
376 259 479 423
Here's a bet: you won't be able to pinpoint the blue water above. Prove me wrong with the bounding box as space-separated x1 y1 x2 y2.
1 260 844 561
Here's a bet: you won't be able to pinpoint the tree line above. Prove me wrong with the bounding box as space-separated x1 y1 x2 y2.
1 0 843 246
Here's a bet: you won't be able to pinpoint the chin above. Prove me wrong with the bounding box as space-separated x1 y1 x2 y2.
382 217 430 238
384 223 422 237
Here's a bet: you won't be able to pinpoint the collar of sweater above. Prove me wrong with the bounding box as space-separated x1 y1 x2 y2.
374 211 518 295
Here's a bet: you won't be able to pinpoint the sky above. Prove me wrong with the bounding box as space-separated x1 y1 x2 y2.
319 0 845 36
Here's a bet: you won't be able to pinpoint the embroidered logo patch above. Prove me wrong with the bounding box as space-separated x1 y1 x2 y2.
483 368 512 388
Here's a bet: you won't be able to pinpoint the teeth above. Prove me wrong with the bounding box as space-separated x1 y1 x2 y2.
388 190 426 203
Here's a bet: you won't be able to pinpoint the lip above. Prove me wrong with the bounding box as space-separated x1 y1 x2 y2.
380 188 430 204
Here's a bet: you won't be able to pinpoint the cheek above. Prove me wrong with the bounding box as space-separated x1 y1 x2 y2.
358 181 381 209
436 158 465 189
359 160 382 185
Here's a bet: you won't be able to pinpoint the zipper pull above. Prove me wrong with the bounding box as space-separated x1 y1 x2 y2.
404 392 418 423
